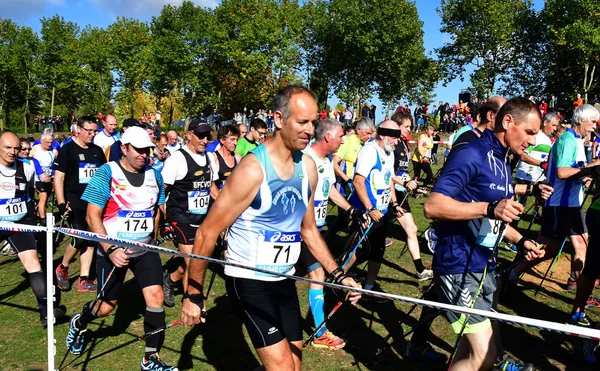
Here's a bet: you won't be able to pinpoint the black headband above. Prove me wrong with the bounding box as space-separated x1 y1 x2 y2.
377 127 401 138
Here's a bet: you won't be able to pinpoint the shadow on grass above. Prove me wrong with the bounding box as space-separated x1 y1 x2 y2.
178 293 258 370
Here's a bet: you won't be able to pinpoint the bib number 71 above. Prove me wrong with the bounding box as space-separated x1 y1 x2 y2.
273 245 291 264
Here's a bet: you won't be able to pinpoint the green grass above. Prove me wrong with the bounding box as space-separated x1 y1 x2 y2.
0 159 597 370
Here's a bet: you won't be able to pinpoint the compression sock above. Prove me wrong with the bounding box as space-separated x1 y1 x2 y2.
308 288 326 337
29 271 47 314
144 306 165 359
508 269 519 282
77 300 98 329
413 259 425 273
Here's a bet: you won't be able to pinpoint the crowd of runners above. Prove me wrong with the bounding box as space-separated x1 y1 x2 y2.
1 85 600 371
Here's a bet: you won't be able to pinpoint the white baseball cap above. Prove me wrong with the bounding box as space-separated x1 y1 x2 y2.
121 126 154 148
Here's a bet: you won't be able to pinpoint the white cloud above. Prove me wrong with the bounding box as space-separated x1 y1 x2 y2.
91 0 218 18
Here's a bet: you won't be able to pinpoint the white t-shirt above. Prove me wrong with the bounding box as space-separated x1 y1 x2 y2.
167 142 181 153
162 145 217 185
93 130 120 152
303 146 335 227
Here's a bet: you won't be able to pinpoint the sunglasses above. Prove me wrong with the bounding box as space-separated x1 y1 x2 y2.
193 132 212 141
20 148 31 151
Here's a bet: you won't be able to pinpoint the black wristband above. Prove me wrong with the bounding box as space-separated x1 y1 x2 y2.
329 267 344 281
183 292 205 307
525 184 534 196
516 236 534 255
487 200 501 219
334 273 347 285
367 207 377 213
107 245 119 255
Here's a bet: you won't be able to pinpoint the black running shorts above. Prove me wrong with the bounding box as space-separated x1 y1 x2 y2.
225 276 302 349
96 251 163 301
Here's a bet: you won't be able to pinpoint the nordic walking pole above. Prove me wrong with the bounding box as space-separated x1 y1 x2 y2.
304 222 373 347
72 320 183 366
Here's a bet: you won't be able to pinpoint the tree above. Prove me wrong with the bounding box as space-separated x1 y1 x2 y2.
309 0 439 118
77 26 113 115
545 0 600 103
107 18 150 118
0 19 20 130
437 0 534 97
39 15 82 118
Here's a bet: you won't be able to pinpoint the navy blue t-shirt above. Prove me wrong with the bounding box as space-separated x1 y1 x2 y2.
432 129 513 274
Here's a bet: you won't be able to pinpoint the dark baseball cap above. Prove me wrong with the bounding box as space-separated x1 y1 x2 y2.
188 117 211 134
123 118 141 128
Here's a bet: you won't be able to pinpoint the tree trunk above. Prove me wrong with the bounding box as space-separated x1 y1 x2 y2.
353 89 360 120
24 80 30 135
50 86 55 118
583 63 595 103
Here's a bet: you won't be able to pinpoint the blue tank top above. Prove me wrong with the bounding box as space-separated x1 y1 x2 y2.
226 145 311 281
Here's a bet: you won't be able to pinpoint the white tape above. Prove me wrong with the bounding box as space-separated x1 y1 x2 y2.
0 223 47 233
50 225 600 341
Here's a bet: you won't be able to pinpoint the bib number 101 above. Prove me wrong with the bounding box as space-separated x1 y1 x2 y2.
5 203 24 215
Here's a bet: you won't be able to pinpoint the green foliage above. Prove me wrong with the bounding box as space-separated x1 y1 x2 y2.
437 0 534 97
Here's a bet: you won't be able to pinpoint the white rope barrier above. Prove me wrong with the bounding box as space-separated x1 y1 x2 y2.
0 219 598 371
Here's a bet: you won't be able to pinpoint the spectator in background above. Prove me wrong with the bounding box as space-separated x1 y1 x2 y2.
343 108 353 126
441 113 450 133
166 130 181 152
267 110 274 131
549 95 557 112
361 104 370 119
369 104 376 122
539 99 548 116
431 129 441 164
574 93 583 110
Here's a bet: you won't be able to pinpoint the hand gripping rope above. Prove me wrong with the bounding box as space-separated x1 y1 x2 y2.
2 222 600 349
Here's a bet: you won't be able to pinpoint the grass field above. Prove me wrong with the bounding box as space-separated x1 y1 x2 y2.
0 159 598 371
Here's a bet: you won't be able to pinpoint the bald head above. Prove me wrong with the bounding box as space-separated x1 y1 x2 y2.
167 130 178 145
0 131 20 166
104 114 117 134
379 120 400 130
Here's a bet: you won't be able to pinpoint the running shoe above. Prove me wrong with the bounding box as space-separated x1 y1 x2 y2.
141 353 179 371
77 279 97 293
311 330 346 350
385 238 393 247
417 268 434 281
163 271 176 308
0 240 16 256
566 313 592 328
56 264 70 291
586 295 600 309
492 354 534 371
577 337 599 364
424 229 437 254
41 305 67 328
567 278 577 291
404 342 447 363
361 287 389 304
66 314 87 355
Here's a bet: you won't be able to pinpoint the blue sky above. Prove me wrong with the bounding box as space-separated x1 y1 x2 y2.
1 0 542 117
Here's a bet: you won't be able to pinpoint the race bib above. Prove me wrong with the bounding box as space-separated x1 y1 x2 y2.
78 163 98 184
117 210 153 239
314 199 328 227
255 231 301 277
376 188 391 211
0 197 27 222
42 166 53 177
188 190 210 215
476 218 507 249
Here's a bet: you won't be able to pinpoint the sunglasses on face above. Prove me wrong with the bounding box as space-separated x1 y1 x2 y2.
194 132 212 141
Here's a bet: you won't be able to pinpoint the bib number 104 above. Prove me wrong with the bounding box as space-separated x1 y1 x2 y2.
124 219 149 232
